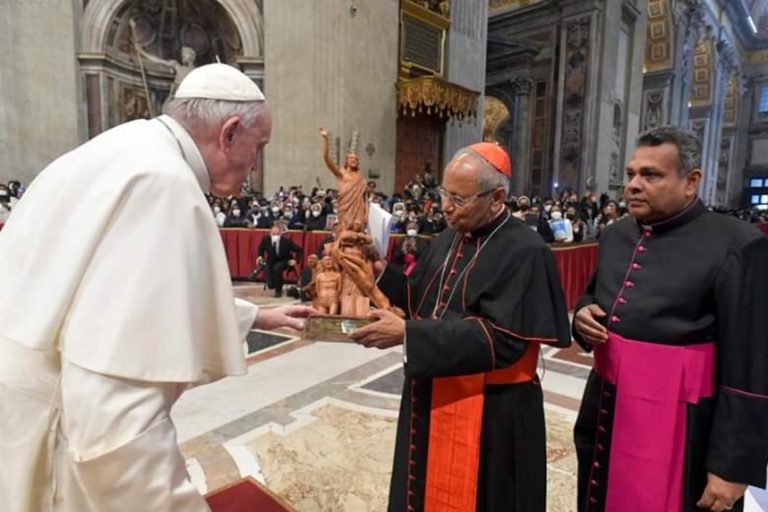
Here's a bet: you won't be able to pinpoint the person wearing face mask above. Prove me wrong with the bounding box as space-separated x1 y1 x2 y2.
283 206 303 230
548 207 574 243
305 203 327 231
565 206 586 242
393 221 428 276
390 202 407 233
0 186 11 224
212 203 227 227
256 225 303 298
518 201 555 243
223 205 248 228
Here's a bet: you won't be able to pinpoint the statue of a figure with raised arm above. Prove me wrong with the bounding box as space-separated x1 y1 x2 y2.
319 127 369 233
129 20 197 97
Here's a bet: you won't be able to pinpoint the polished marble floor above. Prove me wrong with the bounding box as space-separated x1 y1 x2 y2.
172 283 591 511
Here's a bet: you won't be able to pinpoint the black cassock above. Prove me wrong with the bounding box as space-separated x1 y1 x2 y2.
377 210 571 512
574 200 768 512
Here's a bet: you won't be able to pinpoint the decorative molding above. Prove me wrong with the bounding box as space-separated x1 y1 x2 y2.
404 0 452 20
690 33 713 107
645 0 674 72
558 16 590 190
510 76 534 96
643 89 666 131
396 76 479 121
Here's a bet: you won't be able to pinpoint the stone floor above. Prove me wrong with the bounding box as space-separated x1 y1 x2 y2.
172 282 592 511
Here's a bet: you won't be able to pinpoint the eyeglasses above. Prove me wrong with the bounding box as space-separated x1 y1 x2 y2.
437 186 499 208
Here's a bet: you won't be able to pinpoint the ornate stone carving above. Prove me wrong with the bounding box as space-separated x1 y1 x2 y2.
558 16 591 190
121 85 152 122
610 102 624 181
645 0 673 71
643 90 665 131
397 76 479 121
510 77 534 96
717 138 732 205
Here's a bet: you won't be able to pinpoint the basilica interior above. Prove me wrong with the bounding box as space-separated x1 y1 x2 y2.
2 1 768 511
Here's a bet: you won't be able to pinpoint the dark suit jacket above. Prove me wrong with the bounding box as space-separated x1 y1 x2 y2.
257 235 302 264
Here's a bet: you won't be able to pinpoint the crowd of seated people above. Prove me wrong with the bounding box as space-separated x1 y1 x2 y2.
207 176 768 248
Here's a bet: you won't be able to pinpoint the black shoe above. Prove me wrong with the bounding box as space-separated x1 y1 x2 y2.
274 290 283 298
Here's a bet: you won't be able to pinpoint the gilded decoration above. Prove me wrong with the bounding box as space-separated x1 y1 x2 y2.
396 76 479 121
690 36 713 107
405 0 451 19
748 50 768 63
483 96 510 143
645 0 673 71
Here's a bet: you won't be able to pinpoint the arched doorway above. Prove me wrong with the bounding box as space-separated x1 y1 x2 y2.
78 0 263 137
78 0 264 188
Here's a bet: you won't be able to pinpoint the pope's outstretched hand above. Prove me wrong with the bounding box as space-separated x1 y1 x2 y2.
255 305 315 331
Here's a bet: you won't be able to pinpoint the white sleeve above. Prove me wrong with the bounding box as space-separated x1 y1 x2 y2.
234 298 259 341
60 360 210 511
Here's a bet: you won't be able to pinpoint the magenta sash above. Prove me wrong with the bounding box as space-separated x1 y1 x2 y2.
593 332 716 511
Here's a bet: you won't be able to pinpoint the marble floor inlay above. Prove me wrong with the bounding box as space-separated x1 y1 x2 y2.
170 284 589 511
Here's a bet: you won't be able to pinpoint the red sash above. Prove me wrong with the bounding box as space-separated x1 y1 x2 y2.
423 343 539 512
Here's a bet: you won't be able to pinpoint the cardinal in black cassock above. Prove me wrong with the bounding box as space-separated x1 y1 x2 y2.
351 143 571 512
573 127 768 512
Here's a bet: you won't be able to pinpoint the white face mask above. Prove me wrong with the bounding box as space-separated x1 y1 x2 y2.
271 235 280 243
544 204 552 213
551 211 562 220
312 210 321 218
232 209 241 217
213 206 221 214
271 206 280 214
619 201 626 208
406 229 418 237
284 211 293 219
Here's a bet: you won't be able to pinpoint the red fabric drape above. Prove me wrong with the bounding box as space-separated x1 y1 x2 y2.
220 229 305 281
551 242 599 310
219 229 599 309
759 224 768 236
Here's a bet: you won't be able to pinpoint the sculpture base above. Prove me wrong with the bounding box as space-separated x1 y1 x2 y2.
301 314 374 342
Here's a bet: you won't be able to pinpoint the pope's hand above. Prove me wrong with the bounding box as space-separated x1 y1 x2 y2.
255 305 315 331
349 309 405 349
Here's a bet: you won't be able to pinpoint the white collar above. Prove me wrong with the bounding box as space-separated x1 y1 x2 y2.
156 115 211 193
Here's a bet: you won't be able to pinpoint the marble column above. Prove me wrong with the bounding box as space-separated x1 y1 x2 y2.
668 0 706 126
702 41 739 205
442 0 488 163
509 77 533 195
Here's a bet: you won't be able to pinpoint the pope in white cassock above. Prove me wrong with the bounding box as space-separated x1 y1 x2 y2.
0 64 313 511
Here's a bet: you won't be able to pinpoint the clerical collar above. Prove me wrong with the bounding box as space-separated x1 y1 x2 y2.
464 208 508 239
155 115 211 193
636 198 705 235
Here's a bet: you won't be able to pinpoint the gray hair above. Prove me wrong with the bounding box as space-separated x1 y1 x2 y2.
163 97 268 134
636 126 701 176
451 148 510 195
